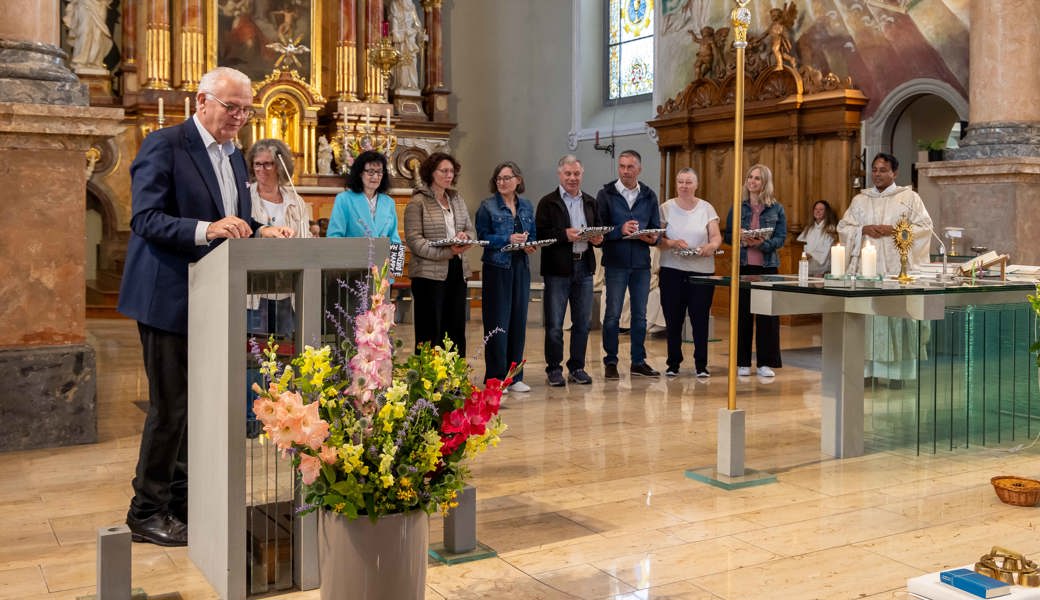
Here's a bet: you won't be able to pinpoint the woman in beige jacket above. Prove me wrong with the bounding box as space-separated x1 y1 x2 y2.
404 152 477 355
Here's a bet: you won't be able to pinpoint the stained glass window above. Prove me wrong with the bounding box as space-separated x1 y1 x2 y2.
607 0 654 101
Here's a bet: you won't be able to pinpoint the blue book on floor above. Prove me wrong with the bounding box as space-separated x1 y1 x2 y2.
940 568 1011 598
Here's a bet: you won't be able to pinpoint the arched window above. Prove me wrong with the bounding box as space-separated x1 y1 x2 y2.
606 0 654 102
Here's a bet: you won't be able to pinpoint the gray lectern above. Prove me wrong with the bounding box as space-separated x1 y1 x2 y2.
187 238 387 599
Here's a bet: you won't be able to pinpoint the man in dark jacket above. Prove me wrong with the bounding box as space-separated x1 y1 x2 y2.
596 149 661 379
536 155 604 387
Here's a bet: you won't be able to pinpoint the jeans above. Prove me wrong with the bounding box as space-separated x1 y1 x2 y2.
737 264 782 368
602 267 651 366
481 256 530 382
543 261 593 374
659 267 714 371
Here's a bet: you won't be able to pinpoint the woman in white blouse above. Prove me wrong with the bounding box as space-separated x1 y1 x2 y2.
796 200 838 276
657 168 722 378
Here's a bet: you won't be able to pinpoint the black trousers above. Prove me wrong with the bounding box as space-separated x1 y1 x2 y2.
659 266 714 372
130 322 189 520
411 257 468 356
737 265 782 368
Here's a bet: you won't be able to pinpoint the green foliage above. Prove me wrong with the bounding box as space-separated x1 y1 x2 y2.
1029 284 1040 368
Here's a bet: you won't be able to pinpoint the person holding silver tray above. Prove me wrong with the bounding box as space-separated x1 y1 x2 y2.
596 149 662 380
723 163 787 378
475 161 537 392
658 167 722 378
536 155 605 387
404 152 477 356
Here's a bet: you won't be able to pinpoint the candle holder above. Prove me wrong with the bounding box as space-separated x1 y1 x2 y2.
332 114 397 174
368 35 401 104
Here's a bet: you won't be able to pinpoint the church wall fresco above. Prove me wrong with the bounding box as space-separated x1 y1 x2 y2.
658 0 969 117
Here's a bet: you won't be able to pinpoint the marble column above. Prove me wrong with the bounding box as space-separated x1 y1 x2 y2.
336 0 359 101
922 0 1040 265
421 0 449 121
0 0 124 450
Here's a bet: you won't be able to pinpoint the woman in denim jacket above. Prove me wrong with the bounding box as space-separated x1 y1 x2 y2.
475 161 537 391
723 163 787 378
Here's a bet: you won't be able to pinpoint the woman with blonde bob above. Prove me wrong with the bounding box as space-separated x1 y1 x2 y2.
722 163 787 378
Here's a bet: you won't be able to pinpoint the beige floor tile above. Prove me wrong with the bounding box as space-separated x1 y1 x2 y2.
732 507 925 557
609 580 720 599
538 563 638 599
0 565 48 600
592 536 780 588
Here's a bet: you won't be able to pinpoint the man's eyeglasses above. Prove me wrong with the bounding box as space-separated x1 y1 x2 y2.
363 168 384 176
205 93 256 119
254 161 276 170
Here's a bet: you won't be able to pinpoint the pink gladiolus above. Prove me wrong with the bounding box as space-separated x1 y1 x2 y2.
298 453 322 484
318 445 338 464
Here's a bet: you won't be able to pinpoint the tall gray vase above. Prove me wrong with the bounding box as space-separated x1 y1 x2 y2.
318 510 429 600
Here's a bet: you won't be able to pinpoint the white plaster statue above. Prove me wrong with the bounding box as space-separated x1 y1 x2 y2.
63 0 114 71
390 0 425 92
316 135 334 176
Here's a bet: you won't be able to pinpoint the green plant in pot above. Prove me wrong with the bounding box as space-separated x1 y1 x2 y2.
916 138 946 162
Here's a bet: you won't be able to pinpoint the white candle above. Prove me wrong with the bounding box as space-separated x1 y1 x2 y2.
158 98 164 121
860 240 878 278
184 97 190 119
365 107 371 128
385 108 391 128
830 243 846 277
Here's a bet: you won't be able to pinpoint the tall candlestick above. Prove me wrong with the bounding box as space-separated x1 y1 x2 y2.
365 107 371 128
382 20 390 38
385 108 391 128
860 240 878 278
158 98 164 122
830 243 846 277
184 97 190 119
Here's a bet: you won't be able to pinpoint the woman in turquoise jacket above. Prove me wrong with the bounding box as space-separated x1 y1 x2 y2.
327 150 402 243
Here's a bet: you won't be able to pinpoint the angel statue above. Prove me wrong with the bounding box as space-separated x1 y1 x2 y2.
63 0 114 71
759 3 797 71
316 135 334 176
688 26 715 80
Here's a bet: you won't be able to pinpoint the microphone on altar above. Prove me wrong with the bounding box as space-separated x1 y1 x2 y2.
899 199 949 281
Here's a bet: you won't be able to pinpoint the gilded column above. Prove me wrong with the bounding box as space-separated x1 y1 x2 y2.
336 0 358 101
364 0 385 101
144 0 171 89
179 0 203 91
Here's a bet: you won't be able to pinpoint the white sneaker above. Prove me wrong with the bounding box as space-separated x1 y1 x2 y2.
509 381 531 393
757 366 776 377
737 366 751 376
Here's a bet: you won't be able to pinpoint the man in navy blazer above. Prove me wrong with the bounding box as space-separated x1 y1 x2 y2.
118 67 294 546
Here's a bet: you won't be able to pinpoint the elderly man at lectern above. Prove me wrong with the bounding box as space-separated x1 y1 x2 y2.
117 67 294 547
837 152 933 387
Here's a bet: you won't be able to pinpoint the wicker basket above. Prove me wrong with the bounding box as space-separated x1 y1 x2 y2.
991 476 1040 507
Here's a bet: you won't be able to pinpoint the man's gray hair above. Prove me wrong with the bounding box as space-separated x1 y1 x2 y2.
557 154 583 171
198 67 251 96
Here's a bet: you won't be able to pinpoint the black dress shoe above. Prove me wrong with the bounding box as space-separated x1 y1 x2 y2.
604 363 620 380
546 370 566 387
630 362 661 377
127 512 187 547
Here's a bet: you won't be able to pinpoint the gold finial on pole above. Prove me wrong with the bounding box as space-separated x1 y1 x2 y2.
727 0 751 413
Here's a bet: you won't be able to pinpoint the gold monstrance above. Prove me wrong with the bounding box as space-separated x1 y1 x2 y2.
892 215 915 283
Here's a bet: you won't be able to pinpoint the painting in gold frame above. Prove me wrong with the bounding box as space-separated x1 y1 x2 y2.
207 0 321 86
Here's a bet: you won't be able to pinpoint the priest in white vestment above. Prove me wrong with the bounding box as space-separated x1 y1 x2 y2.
837 152 933 384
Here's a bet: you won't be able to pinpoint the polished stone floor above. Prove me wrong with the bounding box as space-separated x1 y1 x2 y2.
2 316 1038 600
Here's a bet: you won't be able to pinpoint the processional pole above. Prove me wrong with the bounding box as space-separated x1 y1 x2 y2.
719 0 752 477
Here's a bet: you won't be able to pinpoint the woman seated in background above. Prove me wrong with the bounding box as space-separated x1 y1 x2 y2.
327 150 401 243
796 200 837 276
657 167 722 378
475 161 537 392
404 152 476 355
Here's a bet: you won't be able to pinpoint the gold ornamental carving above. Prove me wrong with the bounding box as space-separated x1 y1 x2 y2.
976 547 1040 587
892 215 915 284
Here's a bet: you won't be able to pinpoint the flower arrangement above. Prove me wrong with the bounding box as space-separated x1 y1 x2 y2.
251 262 513 520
